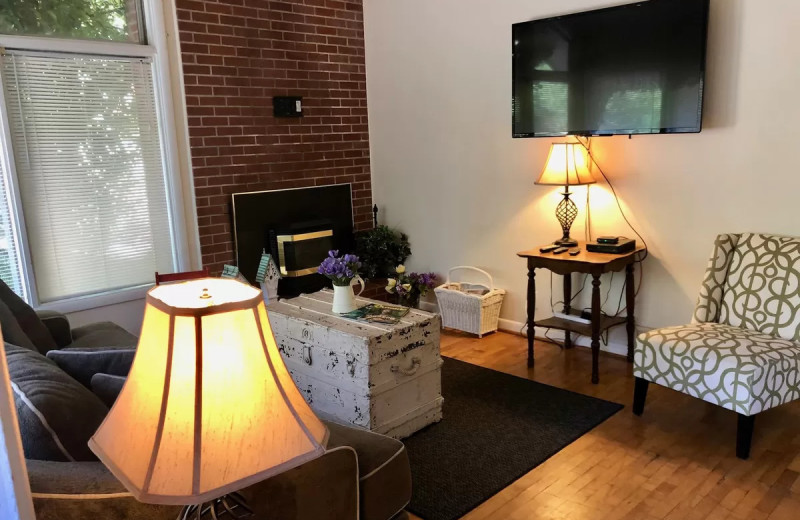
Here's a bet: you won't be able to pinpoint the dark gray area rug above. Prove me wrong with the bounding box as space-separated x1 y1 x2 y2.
403 357 623 520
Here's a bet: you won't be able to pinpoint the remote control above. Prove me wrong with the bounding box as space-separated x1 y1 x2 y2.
569 249 581 256
539 244 559 253
552 247 568 254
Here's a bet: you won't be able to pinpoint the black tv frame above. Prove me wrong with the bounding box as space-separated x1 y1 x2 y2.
512 0 710 138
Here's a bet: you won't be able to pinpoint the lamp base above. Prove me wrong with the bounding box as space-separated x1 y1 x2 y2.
554 237 578 247
178 493 254 520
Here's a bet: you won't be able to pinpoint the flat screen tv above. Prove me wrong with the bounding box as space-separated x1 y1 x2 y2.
512 0 710 137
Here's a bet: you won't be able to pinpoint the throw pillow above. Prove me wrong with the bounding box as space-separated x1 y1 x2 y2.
46 348 136 388
91 373 127 408
0 299 37 351
0 278 57 354
5 343 108 462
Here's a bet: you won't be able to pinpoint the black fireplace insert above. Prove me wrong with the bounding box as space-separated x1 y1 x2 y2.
232 184 354 297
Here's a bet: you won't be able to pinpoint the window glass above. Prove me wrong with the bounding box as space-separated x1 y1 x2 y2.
1 53 174 302
0 0 142 43
0 152 24 297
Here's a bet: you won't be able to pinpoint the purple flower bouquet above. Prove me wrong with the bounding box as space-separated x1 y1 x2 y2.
318 250 362 286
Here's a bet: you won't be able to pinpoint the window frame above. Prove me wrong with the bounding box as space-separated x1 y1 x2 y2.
0 0 199 313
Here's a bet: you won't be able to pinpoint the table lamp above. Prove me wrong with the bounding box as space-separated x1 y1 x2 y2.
89 278 329 519
0 336 36 520
535 142 597 247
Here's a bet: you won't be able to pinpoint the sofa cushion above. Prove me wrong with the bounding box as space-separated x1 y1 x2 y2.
90 373 127 407
46 348 135 388
36 310 73 348
5 343 108 461
0 278 57 353
634 321 800 415
69 321 137 349
0 299 37 351
326 421 411 520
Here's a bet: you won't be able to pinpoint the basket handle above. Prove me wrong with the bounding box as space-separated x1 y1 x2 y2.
446 266 493 290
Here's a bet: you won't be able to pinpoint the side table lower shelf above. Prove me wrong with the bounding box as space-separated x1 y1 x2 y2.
534 315 627 338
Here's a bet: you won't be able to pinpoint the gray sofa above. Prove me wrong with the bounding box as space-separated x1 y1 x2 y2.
0 280 411 520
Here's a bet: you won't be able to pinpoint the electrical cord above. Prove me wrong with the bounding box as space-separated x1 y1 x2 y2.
579 136 648 260
575 136 648 298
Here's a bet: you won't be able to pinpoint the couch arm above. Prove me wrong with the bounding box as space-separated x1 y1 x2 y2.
27 460 178 520
27 447 359 520
35 310 72 348
241 446 360 520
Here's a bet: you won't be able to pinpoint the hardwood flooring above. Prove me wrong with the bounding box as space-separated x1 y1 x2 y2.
409 331 800 520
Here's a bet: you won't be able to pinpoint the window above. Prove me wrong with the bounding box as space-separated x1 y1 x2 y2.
0 0 142 43
0 0 191 308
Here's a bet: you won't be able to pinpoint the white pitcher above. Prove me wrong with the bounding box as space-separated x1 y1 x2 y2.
332 275 364 314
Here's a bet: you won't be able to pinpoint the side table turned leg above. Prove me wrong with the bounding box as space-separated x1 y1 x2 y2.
563 273 572 349
626 263 636 363
590 273 601 384
527 268 536 368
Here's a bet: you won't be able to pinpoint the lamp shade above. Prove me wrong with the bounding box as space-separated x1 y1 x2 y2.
0 333 36 520
535 143 597 187
89 278 329 505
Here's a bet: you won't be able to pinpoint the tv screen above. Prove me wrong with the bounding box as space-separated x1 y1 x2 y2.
512 0 709 137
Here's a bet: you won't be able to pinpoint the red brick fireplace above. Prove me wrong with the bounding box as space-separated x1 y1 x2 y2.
176 0 372 274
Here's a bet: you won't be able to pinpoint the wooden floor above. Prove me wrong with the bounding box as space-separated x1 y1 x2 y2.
409 331 800 520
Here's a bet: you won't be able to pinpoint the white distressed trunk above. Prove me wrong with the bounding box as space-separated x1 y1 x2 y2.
267 290 443 439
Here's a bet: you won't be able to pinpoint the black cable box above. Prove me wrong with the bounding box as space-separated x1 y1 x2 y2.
586 237 636 254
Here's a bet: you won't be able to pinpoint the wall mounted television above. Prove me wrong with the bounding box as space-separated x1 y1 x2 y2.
512 0 710 138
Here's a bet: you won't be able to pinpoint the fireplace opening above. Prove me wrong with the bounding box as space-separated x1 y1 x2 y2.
232 184 354 297
275 226 334 278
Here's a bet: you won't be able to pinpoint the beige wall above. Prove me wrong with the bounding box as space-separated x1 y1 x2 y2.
66 298 144 335
364 0 800 350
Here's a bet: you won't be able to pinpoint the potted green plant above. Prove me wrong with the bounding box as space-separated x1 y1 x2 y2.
354 226 411 279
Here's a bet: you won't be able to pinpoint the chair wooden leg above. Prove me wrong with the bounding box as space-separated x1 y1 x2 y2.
737 413 755 460
633 377 649 416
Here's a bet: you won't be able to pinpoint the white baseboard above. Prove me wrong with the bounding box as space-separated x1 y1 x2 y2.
497 318 629 357
419 301 438 313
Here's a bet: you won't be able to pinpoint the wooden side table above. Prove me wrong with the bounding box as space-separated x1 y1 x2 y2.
517 242 646 384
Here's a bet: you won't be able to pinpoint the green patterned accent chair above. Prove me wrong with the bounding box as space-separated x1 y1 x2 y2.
633 233 800 459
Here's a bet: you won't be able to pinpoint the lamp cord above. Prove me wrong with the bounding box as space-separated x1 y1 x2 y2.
575 136 648 301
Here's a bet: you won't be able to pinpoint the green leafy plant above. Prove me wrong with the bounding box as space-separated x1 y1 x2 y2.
355 226 411 279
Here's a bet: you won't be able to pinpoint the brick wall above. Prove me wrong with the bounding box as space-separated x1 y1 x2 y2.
176 0 372 273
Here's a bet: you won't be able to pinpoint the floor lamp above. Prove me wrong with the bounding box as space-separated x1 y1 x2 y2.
0 335 36 520
90 278 329 519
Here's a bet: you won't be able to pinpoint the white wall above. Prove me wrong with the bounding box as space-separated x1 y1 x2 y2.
66 298 145 335
364 0 800 350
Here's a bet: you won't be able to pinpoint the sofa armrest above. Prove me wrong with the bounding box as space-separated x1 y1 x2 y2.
241 446 360 520
27 447 360 520
35 310 72 348
27 460 178 520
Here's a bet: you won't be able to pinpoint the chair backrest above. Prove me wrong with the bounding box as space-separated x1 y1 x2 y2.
154 268 209 285
693 233 800 342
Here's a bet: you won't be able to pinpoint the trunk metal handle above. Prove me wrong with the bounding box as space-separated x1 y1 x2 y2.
391 357 421 376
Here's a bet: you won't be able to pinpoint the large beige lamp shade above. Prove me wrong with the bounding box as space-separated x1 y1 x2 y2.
535 142 597 246
89 278 329 506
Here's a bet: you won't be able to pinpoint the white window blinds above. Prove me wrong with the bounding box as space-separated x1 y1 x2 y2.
0 150 24 297
1 53 175 302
